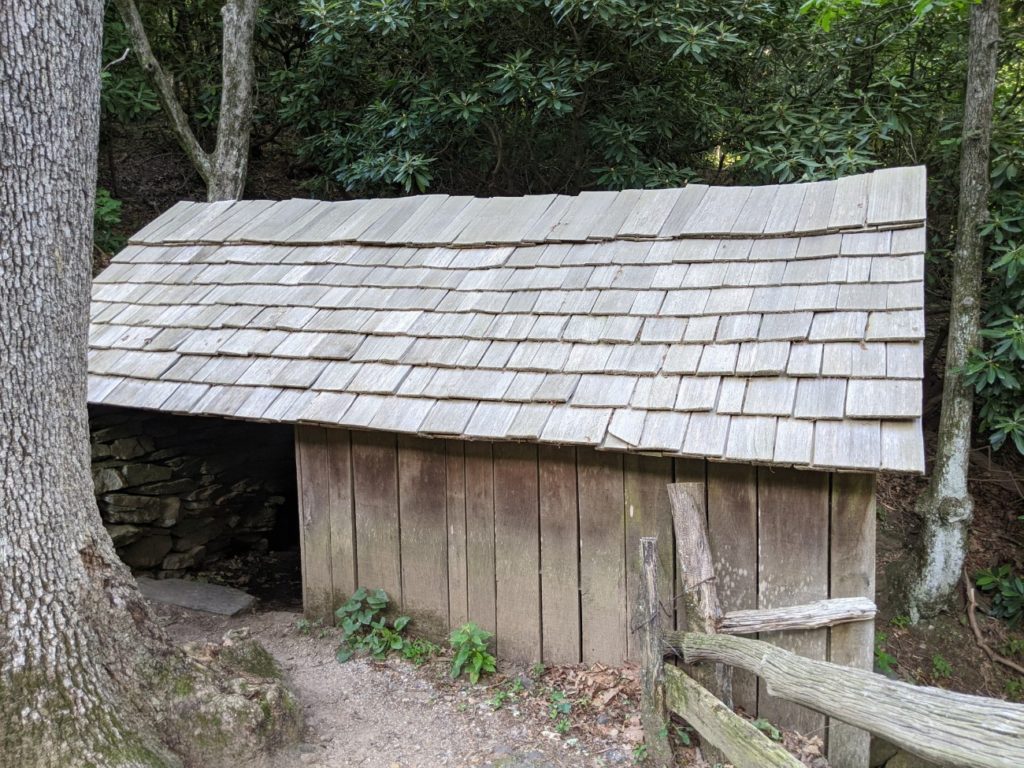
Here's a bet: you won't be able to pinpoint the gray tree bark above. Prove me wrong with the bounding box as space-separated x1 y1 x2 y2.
113 0 259 201
905 0 1001 622
0 3 297 766
0 2 176 764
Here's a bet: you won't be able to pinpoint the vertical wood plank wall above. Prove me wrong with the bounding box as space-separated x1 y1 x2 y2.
758 468 830 736
295 426 876 751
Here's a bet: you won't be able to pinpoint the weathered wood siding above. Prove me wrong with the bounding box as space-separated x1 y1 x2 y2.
295 425 875 748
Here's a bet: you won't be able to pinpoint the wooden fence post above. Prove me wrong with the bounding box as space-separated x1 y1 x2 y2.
668 482 730 766
637 537 673 767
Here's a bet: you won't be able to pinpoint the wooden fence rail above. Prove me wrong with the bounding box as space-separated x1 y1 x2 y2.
639 489 1024 768
668 631 1024 768
717 597 876 635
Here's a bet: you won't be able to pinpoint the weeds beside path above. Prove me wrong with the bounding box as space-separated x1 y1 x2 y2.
160 606 663 767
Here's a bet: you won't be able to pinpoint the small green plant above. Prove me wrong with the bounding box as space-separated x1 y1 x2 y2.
632 743 648 763
1005 677 1024 701
548 690 571 718
752 718 782 742
976 565 1024 626
334 587 411 662
889 615 911 629
402 636 440 665
489 689 511 710
295 617 320 636
548 689 572 734
932 654 953 680
1001 638 1024 658
530 662 546 679
449 622 497 684
488 676 525 709
93 187 125 256
673 725 692 746
874 631 897 675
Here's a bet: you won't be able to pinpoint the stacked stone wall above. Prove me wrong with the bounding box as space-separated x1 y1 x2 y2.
89 406 296 575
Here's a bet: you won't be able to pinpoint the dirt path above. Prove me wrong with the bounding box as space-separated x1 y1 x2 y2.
160 606 661 768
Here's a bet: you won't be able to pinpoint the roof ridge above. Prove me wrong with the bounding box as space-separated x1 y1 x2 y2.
129 220 925 250
130 166 926 249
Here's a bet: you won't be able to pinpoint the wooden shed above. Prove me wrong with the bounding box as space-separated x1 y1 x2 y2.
88 167 926 747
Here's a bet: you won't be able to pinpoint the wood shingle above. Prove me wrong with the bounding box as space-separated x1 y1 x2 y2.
89 167 927 472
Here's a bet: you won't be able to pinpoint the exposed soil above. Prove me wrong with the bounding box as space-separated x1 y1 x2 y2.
159 603 833 768
159 605 680 768
875 442 1024 701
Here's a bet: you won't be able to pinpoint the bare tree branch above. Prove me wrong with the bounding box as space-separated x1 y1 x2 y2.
114 0 259 201
113 0 213 186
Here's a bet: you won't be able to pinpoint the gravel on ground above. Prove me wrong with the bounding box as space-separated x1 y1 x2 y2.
159 605 685 768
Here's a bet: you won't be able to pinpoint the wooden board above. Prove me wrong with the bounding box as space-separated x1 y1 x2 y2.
295 426 334 623
673 459 705 631
464 441 496 634
325 428 356 607
828 473 876 768
578 449 627 663
757 467 829 736
493 442 541 661
707 462 758 715
623 454 674 660
539 444 580 663
446 440 469 629
397 435 450 639
351 430 402 603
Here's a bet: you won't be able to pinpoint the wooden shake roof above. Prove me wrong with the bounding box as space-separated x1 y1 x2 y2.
88 166 927 472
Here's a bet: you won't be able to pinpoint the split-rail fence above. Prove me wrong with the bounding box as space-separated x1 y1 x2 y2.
637 483 1024 768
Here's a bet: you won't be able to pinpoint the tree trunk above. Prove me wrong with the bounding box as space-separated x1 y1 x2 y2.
208 0 259 201
0 4 297 767
905 0 1000 622
114 0 259 201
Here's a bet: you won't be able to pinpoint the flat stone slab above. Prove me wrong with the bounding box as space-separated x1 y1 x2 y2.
138 576 256 616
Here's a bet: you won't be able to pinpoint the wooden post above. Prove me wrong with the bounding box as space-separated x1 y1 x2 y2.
668 481 731 766
637 537 673 767
829 472 876 768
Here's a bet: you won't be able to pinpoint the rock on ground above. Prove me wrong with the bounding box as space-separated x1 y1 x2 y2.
139 576 257 616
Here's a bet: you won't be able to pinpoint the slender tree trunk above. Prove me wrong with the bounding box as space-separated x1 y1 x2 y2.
114 0 259 201
0 4 297 766
905 0 1000 622
208 0 259 200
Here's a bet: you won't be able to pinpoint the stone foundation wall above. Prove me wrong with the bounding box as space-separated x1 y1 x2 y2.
90 406 296 576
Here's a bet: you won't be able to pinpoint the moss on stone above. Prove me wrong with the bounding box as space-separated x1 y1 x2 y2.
171 674 195 697
218 640 282 679
3 667 184 768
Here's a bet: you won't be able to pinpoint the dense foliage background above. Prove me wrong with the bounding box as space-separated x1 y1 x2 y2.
98 0 1024 453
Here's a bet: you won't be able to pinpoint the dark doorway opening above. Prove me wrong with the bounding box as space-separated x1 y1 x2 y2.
90 407 303 610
